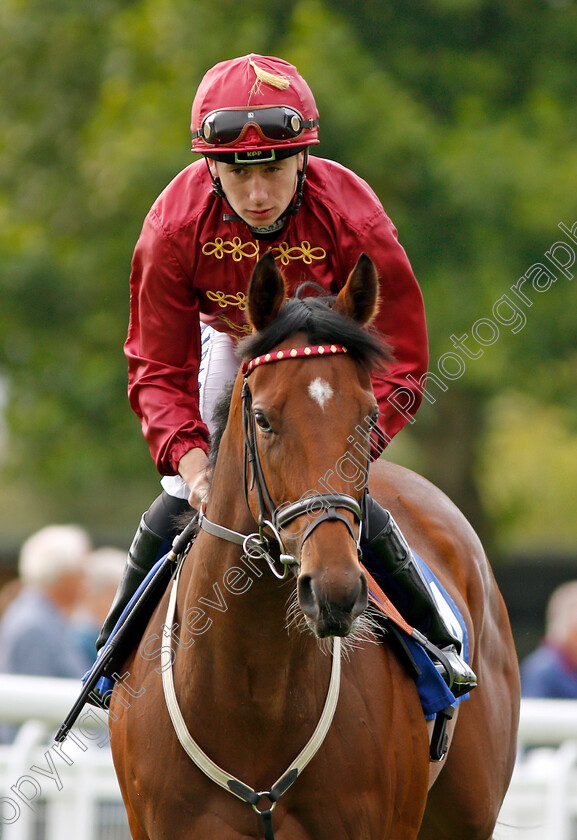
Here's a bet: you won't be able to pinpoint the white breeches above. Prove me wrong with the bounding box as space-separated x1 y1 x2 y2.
160 323 239 500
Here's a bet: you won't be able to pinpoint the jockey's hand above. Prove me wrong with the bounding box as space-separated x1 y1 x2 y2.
178 447 210 510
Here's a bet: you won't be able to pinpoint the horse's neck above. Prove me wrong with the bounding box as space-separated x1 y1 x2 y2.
186 500 292 654
178 455 317 708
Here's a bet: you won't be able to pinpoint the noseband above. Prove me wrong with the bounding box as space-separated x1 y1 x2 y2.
199 343 366 578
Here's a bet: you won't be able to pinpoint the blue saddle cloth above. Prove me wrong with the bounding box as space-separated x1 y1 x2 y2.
368 553 471 718
86 552 470 719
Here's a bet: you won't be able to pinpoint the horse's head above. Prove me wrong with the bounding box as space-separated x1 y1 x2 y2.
237 251 391 639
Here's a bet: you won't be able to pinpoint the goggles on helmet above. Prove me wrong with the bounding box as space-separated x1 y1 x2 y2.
192 106 319 147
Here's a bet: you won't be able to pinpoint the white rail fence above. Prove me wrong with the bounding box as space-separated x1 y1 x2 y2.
0 675 575 839
0 675 129 840
497 698 577 840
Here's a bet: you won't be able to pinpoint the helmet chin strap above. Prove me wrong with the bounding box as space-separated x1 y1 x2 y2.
207 158 226 200
205 149 309 231
284 148 308 218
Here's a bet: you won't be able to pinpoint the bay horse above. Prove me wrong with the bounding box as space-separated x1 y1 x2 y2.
110 252 520 839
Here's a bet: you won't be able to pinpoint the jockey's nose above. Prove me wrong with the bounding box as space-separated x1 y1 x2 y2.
248 172 268 203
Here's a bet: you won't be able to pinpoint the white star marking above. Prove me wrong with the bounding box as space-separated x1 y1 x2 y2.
308 378 334 410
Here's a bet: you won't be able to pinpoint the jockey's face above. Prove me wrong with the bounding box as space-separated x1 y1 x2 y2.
208 152 304 228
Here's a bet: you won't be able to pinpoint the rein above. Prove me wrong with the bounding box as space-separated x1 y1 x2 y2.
162 344 363 839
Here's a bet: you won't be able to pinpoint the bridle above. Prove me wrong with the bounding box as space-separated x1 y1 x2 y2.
161 342 370 840
199 342 366 578
194 342 367 579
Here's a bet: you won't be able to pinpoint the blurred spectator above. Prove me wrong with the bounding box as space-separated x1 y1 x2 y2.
72 546 125 664
521 581 577 699
0 524 92 678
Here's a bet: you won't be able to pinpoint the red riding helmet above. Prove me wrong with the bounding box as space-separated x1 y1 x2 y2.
191 54 320 163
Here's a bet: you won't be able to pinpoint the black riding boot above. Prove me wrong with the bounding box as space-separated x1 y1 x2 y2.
95 491 190 653
95 516 165 652
362 496 477 697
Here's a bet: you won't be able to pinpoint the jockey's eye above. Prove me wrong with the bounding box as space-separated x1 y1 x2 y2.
254 409 273 433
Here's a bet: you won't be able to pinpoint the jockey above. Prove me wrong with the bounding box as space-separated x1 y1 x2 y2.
97 54 475 695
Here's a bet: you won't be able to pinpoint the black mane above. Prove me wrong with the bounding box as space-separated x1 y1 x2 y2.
239 292 392 370
208 381 235 468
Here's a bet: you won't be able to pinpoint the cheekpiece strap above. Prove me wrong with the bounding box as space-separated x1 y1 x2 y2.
242 344 348 375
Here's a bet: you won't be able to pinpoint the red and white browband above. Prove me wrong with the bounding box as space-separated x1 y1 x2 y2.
242 344 348 375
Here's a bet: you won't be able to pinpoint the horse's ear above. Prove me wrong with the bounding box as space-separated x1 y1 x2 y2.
246 251 287 332
334 253 379 326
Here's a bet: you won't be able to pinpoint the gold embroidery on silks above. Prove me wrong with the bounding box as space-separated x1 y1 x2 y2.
202 238 327 265
274 241 326 266
206 290 247 311
202 238 328 335
216 315 252 336
202 237 259 261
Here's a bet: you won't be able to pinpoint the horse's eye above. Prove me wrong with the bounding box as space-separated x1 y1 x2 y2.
254 410 273 433
369 407 379 428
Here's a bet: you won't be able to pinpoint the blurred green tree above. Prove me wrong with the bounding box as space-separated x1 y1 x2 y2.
0 0 576 555
293 0 577 554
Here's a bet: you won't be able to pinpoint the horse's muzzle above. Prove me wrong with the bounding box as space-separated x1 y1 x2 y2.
297 571 368 638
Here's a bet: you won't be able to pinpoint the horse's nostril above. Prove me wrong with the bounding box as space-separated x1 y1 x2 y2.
351 573 368 620
330 575 367 621
297 571 368 637
297 574 319 620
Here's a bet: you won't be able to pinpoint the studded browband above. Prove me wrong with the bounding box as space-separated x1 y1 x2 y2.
242 343 348 375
